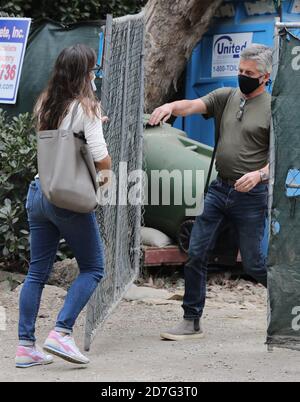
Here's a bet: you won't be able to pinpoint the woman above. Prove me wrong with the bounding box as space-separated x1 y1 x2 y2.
15 44 111 368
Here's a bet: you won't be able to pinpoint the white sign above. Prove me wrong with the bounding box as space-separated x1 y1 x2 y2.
0 17 31 104
212 32 253 78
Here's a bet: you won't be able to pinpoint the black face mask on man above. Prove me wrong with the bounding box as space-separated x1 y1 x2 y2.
238 74 265 95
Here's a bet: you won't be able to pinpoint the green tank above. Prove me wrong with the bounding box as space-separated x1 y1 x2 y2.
143 117 217 250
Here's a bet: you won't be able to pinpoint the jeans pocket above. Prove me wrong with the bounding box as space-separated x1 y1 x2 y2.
248 184 268 196
25 182 38 212
208 180 220 194
210 179 218 188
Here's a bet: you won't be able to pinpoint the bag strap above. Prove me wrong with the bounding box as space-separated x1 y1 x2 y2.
204 134 220 194
204 89 235 194
69 102 87 144
68 101 80 131
74 131 86 143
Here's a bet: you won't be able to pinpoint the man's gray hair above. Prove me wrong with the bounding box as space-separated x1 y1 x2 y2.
241 44 273 74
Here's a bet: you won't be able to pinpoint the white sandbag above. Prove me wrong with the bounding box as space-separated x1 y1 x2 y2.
141 227 173 248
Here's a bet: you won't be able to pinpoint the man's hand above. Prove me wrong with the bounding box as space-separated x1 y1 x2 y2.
149 99 207 126
149 104 173 126
234 171 261 193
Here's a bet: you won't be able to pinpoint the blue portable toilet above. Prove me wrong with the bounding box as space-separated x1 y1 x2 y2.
174 0 300 145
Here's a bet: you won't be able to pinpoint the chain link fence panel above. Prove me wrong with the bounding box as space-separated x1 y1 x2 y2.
84 12 144 351
267 27 300 351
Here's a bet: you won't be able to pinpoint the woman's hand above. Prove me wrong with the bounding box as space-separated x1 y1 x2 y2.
101 116 109 123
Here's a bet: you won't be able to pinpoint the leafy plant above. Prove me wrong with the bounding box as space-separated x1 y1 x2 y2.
1 0 148 23
0 110 72 270
0 110 37 268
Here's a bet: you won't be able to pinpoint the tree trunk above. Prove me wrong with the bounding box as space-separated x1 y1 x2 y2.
144 0 222 112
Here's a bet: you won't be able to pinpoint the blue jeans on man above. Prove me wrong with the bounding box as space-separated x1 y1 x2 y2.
183 178 268 320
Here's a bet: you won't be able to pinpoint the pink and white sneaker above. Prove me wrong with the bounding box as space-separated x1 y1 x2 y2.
15 345 54 368
43 330 89 365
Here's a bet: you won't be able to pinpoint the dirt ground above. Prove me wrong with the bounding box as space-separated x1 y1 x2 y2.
1 275 300 383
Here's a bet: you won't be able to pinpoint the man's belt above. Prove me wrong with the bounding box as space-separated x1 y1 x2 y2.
217 174 236 186
217 174 269 187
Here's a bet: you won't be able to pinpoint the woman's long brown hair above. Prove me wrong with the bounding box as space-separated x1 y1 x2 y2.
34 44 100 130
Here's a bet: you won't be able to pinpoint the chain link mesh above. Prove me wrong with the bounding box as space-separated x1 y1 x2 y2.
84 12 144 351
267 26 300 350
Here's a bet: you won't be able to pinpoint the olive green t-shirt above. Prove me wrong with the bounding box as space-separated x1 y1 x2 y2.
201 87 271 181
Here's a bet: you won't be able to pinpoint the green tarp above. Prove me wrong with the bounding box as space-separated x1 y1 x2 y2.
268 29 300 350
1 19 104 116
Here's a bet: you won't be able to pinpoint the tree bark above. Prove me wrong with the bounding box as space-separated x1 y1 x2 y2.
144 0 222 112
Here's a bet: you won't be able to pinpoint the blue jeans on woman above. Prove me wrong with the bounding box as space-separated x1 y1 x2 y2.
183 178 268 320
19 178 105 346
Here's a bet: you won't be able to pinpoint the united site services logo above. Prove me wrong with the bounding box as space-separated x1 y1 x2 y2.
213 35 248 59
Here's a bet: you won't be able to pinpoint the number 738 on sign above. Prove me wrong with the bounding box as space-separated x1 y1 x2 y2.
0 64 17 81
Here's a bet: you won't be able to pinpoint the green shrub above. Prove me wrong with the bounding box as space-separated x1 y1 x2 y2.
0 110 36 269
0 110 72 270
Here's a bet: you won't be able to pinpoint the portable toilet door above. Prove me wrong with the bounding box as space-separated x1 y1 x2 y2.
174 0 300 146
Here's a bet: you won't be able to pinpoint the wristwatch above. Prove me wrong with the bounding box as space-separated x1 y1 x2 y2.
259 170 269 183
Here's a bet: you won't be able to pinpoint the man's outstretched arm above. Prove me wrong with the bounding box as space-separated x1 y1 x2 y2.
149 98 208 126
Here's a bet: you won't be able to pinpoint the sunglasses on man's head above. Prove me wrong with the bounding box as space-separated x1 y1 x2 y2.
236 98 246 121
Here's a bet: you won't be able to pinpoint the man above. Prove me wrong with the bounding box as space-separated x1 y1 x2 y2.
149 44 272 341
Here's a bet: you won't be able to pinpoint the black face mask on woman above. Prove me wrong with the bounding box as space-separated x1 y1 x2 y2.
238 74 265 95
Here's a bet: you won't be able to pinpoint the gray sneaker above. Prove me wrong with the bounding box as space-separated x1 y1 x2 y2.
160 318 204 341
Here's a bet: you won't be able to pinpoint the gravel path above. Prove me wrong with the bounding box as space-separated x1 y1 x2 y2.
1 278 300 382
